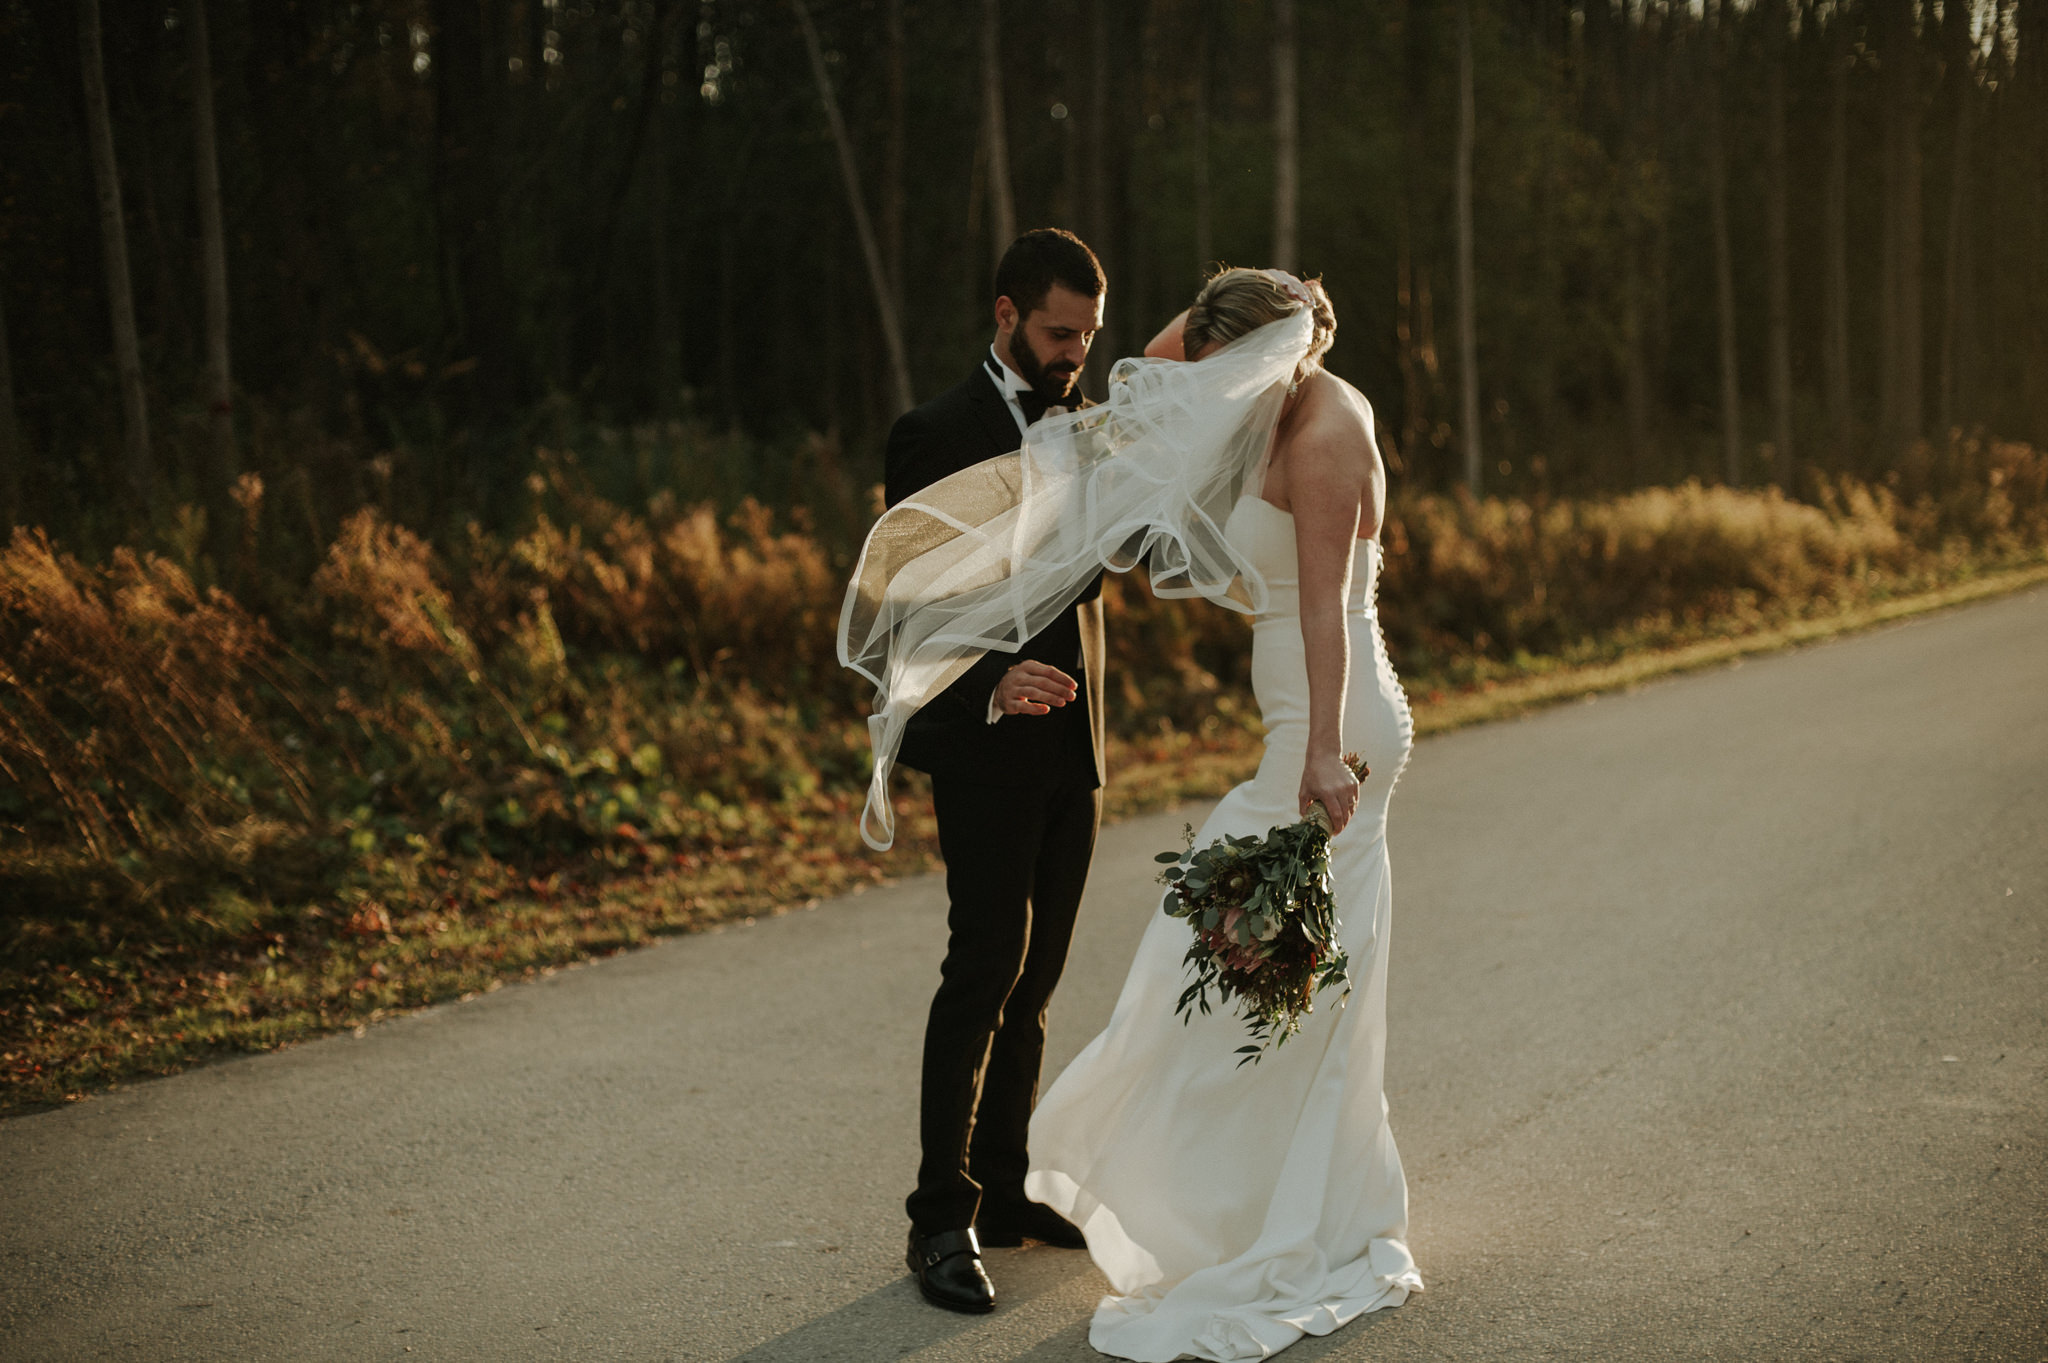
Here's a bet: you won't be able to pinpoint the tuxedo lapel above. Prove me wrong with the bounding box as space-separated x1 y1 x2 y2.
1076 597 1106 786
965 366 1025 462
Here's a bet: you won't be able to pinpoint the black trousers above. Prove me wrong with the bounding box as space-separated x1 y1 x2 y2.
905 771 1102 1234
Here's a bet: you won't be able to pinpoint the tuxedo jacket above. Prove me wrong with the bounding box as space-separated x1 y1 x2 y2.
884 363 1106 791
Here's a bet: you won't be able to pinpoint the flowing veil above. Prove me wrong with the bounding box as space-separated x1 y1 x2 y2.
838 307 1315 850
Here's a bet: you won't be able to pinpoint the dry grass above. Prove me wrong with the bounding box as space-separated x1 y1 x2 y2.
4 435 2045 1114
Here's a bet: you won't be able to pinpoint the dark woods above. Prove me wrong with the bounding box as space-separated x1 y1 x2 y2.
3 0 2046 558
5 0 2048 1108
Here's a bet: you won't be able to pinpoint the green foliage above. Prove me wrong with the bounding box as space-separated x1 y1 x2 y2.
1157 755 1367 1063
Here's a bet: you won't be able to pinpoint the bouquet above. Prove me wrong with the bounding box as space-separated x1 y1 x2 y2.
1154 753 1369 1064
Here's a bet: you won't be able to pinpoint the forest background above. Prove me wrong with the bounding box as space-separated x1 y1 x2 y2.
2 0 2046 1111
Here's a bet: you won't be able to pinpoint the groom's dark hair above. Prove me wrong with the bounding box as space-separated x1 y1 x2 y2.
994 229 1104 321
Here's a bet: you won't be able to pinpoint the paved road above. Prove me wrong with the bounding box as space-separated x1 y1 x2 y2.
4 587 2045 1362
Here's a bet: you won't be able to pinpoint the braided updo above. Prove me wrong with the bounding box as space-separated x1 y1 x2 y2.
1181 267 1337 383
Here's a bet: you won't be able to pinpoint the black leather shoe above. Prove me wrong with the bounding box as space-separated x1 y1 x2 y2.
976 1199 1087 1250
906 1227 996 1314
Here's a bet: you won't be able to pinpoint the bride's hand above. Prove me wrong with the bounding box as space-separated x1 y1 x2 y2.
1299 751 1361 835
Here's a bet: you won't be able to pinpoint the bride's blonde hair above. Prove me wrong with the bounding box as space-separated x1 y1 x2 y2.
1183 267 1336 381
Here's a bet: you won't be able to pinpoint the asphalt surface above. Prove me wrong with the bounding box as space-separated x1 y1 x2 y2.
3 585 2045 1363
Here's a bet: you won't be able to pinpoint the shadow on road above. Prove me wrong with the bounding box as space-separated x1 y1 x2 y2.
721 1247 1104 1362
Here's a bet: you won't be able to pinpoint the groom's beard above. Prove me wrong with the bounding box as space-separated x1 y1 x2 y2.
1006 329 1080 404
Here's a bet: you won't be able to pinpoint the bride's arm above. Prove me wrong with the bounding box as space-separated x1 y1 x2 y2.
1289 420 1371 835
1142 309 1192 361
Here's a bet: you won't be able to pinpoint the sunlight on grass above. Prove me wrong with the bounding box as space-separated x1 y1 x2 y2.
4 437 2045 1114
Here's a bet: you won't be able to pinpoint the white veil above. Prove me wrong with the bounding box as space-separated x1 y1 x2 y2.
839 306 1315 849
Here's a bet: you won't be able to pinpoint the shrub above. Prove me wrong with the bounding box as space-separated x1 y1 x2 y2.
3 440 2042 963
0 528 312 856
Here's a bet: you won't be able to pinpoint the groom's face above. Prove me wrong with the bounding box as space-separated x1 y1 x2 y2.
997 283 1104 402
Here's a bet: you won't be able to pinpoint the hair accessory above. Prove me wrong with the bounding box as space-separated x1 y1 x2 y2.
1264 269 1315 309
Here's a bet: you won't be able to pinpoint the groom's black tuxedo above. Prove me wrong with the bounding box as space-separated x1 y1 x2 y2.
887 361 1106 1236
886 366 1107 787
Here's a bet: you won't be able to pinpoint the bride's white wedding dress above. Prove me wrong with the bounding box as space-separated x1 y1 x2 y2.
1027 494 1422 1362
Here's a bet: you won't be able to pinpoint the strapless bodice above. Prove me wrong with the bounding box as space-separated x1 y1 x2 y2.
1222 494 1381 620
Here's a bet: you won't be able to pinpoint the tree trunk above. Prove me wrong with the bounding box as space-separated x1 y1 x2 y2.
1938 0 1975 432
1101 0 1146 377
1078 0 1115 403
1272 0 1300 273
1705 0 1743 484
2021 0 2048 440
1397 0 1435 466
651 103 681 416
1622 236 1653 476
1618 0 1654 479
661 12 704 415
189 0 236 504
1087 0 1109 253
1824 9 1855 457
1455 0 1482 493
1193 0 1213 271
1881 0 1924 452
593 0 676 406
980 0 1016 260
433 0 519 433
793 0 916 416
884 0 906 321
2022 0 2044 100
125 102 180 366
1764 0 1794 484
718 207 740 429
0 280 21 527
79 0 151 496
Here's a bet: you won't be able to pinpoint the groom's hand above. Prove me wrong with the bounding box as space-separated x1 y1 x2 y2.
994 661 1079 717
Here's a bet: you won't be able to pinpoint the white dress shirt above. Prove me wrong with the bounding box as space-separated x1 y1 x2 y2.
983 345 1073 721
985 344 1073 437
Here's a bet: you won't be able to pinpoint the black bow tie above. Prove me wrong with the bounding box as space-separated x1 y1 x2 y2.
1018 390 1052 425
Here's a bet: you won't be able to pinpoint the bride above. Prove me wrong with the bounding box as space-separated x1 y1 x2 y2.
840 267 1419 1360
1024 269 1421 1360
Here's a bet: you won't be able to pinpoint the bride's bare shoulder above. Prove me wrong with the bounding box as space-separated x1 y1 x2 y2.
1317 372 1378 431
1276 374 1385 537
1292 374 1381 468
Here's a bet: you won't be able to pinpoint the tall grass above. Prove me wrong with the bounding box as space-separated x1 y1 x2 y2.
8 435 2046 898
3 434 2044 1107
1117 438 2048 714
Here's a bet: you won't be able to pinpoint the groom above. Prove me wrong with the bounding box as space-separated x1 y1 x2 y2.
887 228 1108 1315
